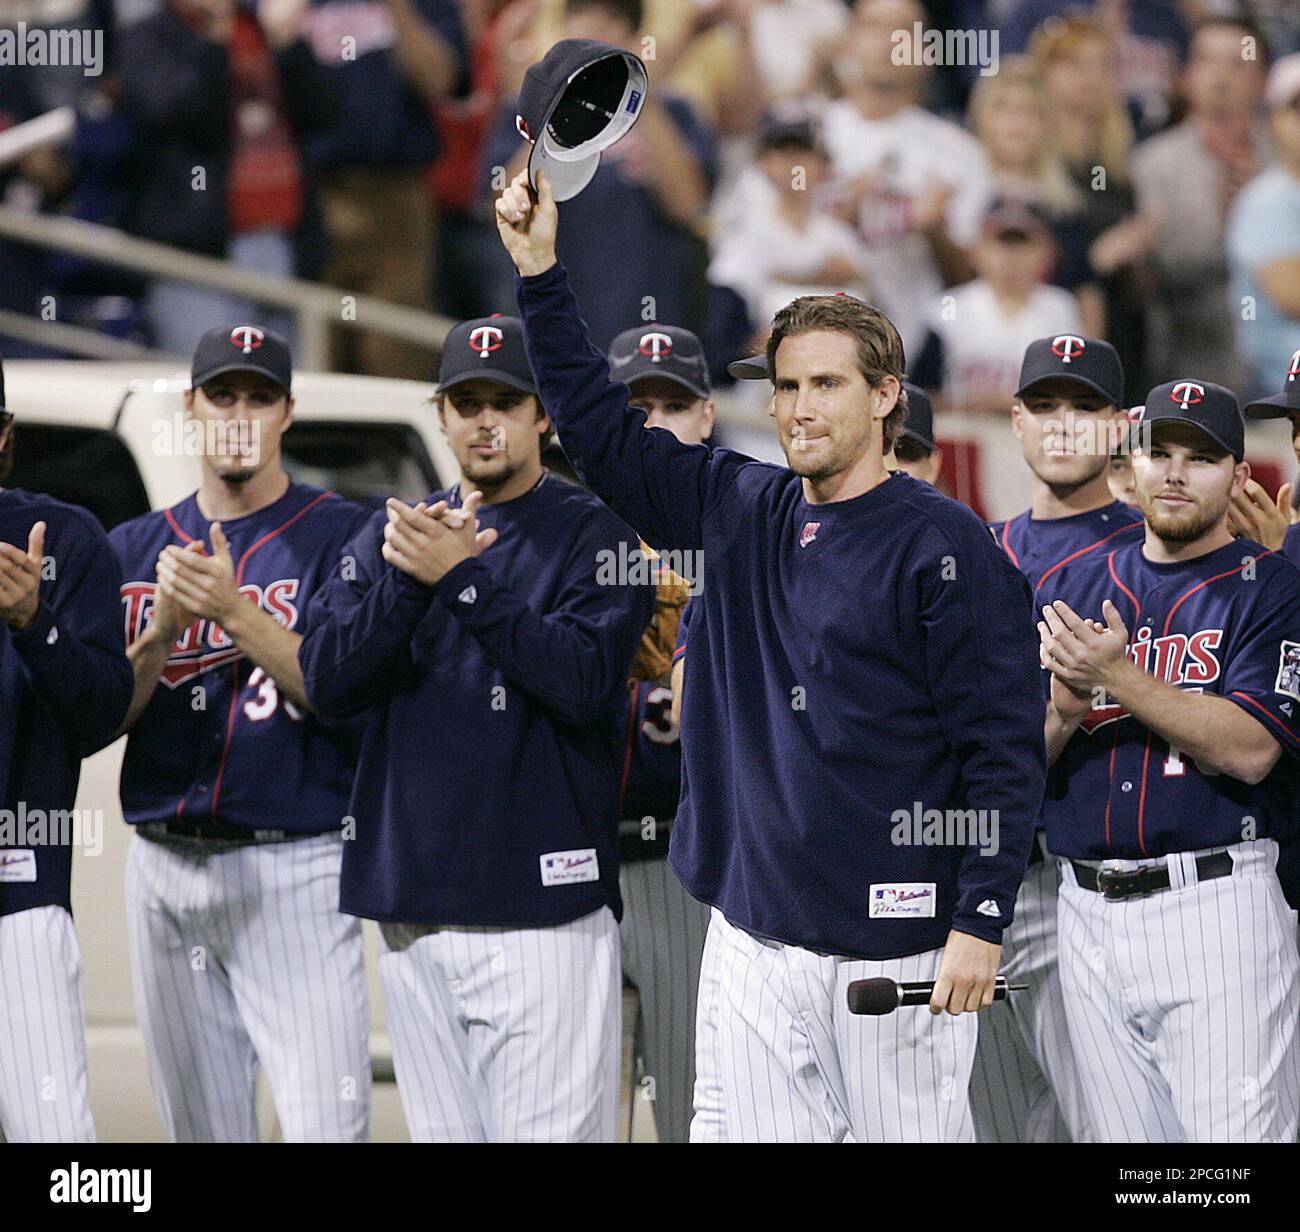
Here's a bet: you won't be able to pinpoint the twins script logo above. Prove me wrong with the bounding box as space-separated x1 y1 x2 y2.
468 325 503 359
230 325 264 355
799 521 821 548
1051 334 1085 364
1080 627 1223 732
637 331 673 361
120 580 300 688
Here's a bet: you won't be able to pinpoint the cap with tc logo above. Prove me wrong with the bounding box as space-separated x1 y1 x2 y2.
609 325 711 400
1243 349 1300 420
437 315 537 396
899 382 935 452
192 324 292 394
1134 379 1244 460
1014 334 1123 407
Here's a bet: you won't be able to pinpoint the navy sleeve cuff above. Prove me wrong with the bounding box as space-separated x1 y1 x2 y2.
6 601 58 652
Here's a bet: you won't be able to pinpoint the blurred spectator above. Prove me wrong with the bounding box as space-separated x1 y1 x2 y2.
483 0 717 351
300 0 468 377
0 0 117 111
746 0 849 103
1132 16 1268 389
708 117 871 346
1032 13 1158 403
818 0 992 360
118 0 343 354
1002 0 1191 136
1226 53 1300 400
910 197 1082 414
967 56 1103 333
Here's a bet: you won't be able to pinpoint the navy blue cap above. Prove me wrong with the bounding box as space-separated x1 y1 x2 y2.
1135 379 1244 460
516 39 648 202
192 325 292 394
1015 334 1123 407
1243 348 1300 419
899 382 935 452
438 315 536 396
610 324 711 399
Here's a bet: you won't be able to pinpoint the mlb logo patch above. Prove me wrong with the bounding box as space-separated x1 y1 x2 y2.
1276 641 1300 701
799 521 821 548
869 882 936 918
540 848 600 886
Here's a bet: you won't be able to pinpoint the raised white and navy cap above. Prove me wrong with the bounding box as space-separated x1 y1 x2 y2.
609 325 711 400
1243 348 1300 420
516 39 648 202
437 315 536 396
1135 379 1245 460
192 325 292 394
1015 334 1123 407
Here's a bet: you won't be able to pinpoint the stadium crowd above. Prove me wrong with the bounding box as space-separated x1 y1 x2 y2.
0 0 1297 411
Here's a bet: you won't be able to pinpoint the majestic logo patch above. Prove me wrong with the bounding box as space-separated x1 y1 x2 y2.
869 882 936 919
1051 334 1085 363
230 325 264 354
1276 641 1300 701
799 521 821 548
976 898 1000 918
540 848 599 886
458 585 478 605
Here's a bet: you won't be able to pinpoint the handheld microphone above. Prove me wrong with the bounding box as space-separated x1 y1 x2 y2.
846 975 1028 1015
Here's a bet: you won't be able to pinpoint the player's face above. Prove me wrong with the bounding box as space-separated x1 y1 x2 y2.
1106 453 1137 505
440 380 548 488
772 330 894 480
187 372 292 485
1133 423 1246 545
1012 379 1123 493
628 377 715 447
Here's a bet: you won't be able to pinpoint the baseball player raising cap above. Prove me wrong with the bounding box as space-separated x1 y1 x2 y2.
1239 349 1300 561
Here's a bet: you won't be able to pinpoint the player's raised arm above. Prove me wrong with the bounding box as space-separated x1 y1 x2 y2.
495 169 730 552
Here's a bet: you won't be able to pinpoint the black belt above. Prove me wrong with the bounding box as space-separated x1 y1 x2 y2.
139 820 327 845
1070 851 1234 901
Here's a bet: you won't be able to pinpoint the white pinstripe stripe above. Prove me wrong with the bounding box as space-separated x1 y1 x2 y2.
0 906 95 1143
377 907 620 1142
125 831 370 1142
1058 841 1300 1142
702 911 976 1142
619 856 710 1143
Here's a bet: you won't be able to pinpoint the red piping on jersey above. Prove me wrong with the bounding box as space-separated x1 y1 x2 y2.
1105 551 1141 626
1035 520 1143 592
164 506 196 545
617 686 639 818
1231 691 1300 744
999 520 1020 569
197 491 333 819
1135 732 1153 854
1162 551 1274 636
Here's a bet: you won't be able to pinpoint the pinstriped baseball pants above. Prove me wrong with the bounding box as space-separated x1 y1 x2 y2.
1058 839 1300 1142
0 905 95 1143
697 909 977 1142
378 905 621 1142
126 831 371 1143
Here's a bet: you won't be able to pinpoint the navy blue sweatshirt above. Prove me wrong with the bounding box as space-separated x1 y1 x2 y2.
1 490 132 917
516 263 1047 959
299 474 654 926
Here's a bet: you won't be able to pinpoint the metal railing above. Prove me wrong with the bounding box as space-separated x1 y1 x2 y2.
0 206 457 369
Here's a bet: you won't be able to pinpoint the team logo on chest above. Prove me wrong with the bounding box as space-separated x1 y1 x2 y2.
1079 626 1224 731
799 521 821 548
120 579 301 688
